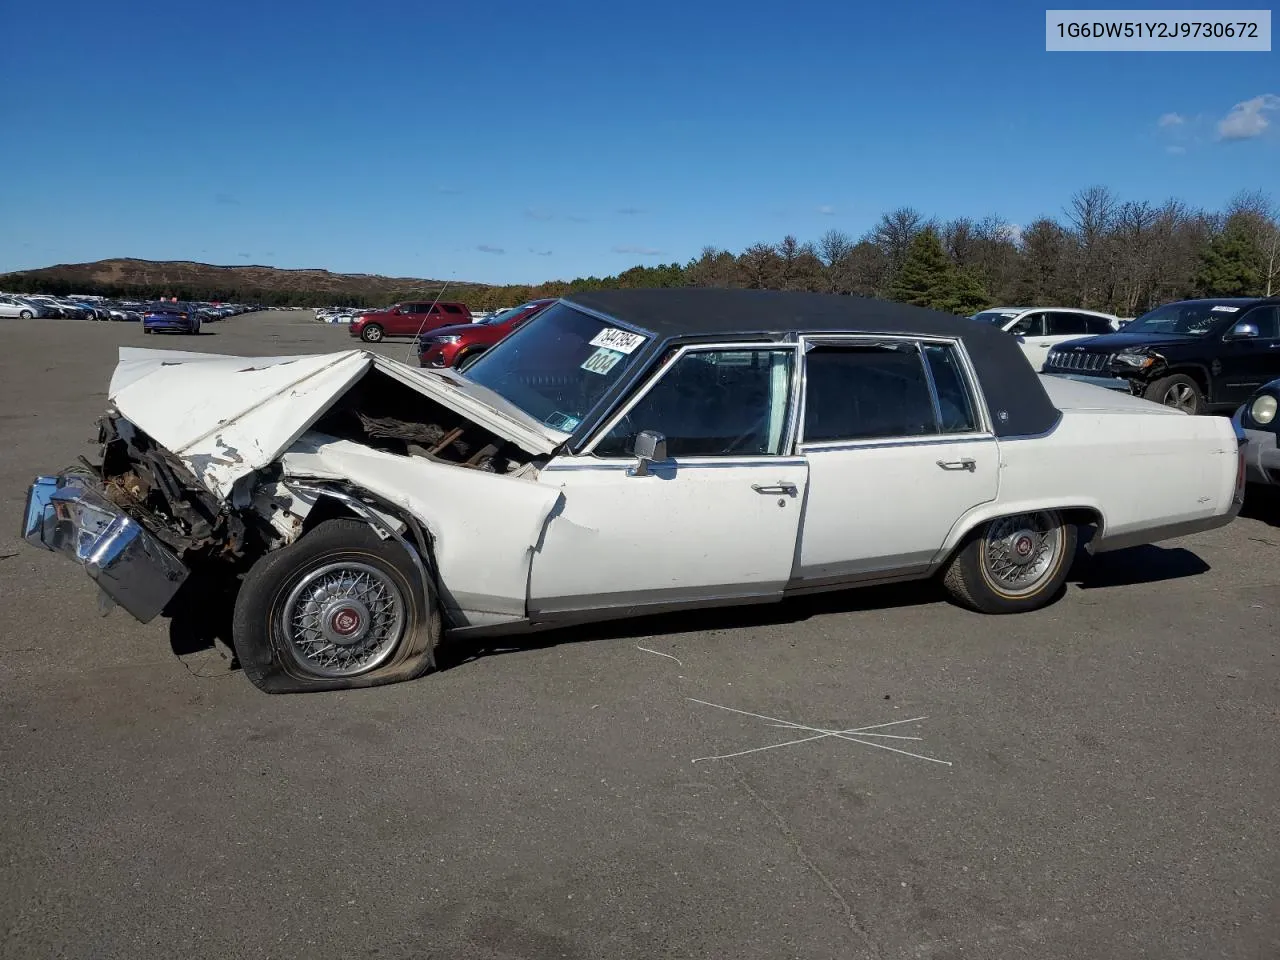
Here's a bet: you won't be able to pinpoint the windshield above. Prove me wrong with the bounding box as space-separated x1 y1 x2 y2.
1124 301 1238 337
463 302 650 432
972 310 1022 326
479 305 522 325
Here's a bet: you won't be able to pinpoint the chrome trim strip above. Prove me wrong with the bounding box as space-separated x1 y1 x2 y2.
528 584 781 618
579 341 803 457
797 434 993 454
1088 510 1239 554
542 456 808 473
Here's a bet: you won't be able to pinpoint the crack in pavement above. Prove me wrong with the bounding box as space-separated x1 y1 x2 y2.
727 764 883 959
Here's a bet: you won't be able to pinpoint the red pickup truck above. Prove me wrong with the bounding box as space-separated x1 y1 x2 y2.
349 301 471 343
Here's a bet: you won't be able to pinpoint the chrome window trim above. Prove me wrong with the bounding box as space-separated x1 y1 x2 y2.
579 341 803 458
797 433 993 454
542 455 808 473
795 334 993 446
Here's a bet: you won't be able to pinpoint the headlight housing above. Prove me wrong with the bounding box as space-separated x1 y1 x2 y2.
1250 393 1278 426
435 335 461 344
1113 351 1155 370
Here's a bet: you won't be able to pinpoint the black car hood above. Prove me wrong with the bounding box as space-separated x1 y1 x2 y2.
1054 331 1200 352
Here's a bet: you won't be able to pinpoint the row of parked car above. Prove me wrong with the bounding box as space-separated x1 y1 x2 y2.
0 292 261 326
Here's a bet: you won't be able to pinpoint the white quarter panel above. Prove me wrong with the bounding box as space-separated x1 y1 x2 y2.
528 457 809 614
796 438 999 583
944 409 1239 553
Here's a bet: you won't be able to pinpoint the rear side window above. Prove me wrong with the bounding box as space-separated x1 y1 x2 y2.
923 344 979 433
442 303 465 314
1083 314 1114 334
803 343 937 442
1047 312 1088 336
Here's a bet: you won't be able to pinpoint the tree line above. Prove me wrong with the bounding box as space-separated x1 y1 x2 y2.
5 187 1277 314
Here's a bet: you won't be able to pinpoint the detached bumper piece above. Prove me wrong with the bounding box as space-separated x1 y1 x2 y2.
22 473 189 623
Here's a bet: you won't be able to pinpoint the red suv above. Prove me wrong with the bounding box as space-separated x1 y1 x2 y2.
418 298 557 369
349 301 471 343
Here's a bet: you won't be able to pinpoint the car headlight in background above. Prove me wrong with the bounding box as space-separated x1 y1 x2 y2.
1250 393 1278 425
435 335 461 344
1113 352 1155 369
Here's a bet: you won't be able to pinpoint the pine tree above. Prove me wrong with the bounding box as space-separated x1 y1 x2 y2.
888 228 952 307
1194 226 1263 296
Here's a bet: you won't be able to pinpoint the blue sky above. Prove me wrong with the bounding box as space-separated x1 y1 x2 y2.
1 0 1276 285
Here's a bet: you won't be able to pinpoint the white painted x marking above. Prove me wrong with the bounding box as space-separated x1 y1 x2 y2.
689 698 952 766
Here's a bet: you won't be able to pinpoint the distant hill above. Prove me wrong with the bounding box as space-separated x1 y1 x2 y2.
0 258 487 308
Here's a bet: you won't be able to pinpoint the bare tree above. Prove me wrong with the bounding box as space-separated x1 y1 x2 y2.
817 229 854 268
872 207 927 272
738 243 783 289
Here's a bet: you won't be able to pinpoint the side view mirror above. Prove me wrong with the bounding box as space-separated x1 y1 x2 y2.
627 430 667 477
1227 321 1260 340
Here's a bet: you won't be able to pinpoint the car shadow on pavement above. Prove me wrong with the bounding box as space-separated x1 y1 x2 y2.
1068 543 1210 590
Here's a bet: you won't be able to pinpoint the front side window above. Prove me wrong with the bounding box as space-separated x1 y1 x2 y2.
593 348 795 458
1243 306 1279 339
803 342 939 442
1009 312 1046 336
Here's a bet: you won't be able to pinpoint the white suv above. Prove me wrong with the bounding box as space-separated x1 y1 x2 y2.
971 307 1121 371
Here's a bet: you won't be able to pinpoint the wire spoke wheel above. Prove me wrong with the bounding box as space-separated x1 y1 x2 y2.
979 511 1065 598
278 561 406 678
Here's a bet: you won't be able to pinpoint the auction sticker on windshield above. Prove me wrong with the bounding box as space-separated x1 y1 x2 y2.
1211 305 1241 312
581 347 624 376
589 328 646 354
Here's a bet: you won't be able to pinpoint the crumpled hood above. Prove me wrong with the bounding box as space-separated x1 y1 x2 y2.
108 347 566 500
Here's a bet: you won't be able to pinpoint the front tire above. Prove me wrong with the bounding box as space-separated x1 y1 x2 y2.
232 519 440 693
360 323 384 343
19 309 33 319
1144 374 1204 415
942 511 1076 614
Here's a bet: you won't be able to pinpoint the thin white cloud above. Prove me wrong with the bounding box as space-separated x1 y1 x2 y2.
1157 112 1185 127
1166 145 1187 155
476 244 505 254
817 204 836 215
612 244 664 256
1217 94 1280 141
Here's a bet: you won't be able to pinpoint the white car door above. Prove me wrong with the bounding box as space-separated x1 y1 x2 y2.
791 337 999 588
528 344 807 618
0 298 20 318
1008 311 1056 370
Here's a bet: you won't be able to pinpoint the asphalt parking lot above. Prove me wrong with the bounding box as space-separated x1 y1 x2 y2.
1 311 1278 960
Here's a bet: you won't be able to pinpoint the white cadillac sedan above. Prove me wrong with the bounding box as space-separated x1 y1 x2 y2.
23 290 1244 693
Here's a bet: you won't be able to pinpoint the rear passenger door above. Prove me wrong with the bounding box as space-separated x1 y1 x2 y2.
792 337 998 589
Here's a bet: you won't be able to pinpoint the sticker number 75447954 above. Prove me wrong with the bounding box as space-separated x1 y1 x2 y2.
589 327 647 354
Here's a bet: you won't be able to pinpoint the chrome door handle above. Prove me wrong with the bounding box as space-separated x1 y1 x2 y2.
752 482 798 495
937 458 976 472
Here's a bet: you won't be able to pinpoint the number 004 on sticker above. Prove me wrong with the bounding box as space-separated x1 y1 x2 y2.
581 347 624 375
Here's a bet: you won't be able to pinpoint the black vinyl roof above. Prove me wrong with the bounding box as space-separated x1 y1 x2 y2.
562 288 1060 439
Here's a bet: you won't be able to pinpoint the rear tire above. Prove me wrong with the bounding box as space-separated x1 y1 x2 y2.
1144 374 1204 415
360 323 384 343
19 310 33 319
942 511 1076 614
232 519 440 694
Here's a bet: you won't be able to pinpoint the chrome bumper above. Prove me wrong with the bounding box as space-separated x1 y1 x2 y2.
21 473 189 623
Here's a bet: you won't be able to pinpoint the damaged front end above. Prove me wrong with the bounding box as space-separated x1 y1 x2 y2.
21 413 261 623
